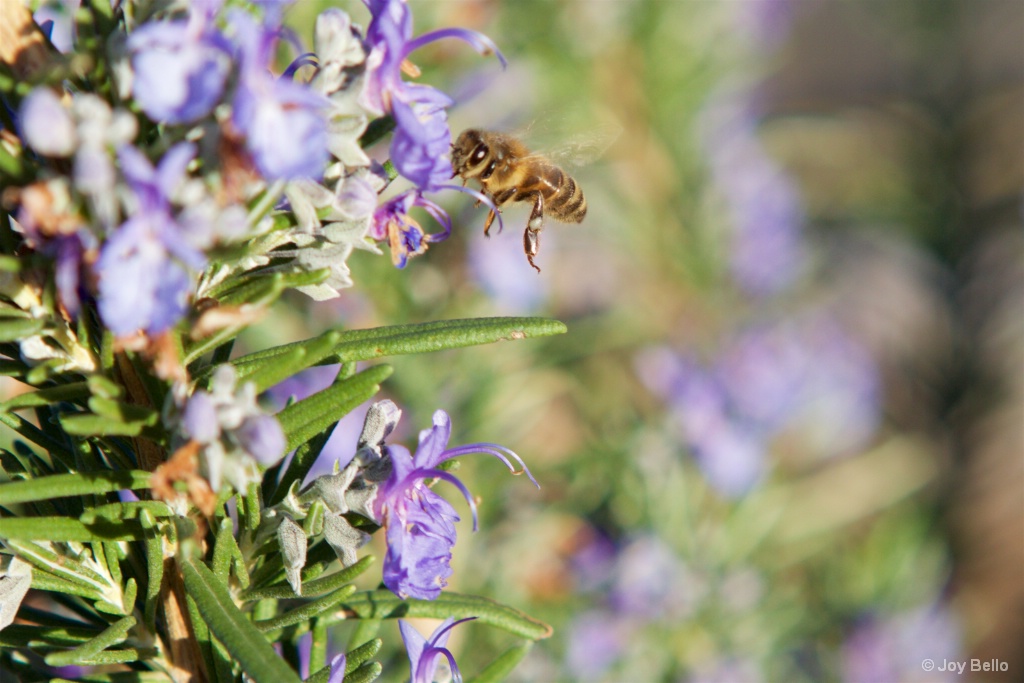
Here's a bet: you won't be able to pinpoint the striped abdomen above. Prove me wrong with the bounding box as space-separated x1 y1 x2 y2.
543 166 587 223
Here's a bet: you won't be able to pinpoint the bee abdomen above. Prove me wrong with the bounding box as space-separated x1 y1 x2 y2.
548 174 587 223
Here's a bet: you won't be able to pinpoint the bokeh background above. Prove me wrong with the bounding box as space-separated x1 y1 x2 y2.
15 0 1018 681
268 1 1024 681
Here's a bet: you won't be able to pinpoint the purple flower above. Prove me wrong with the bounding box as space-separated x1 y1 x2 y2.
127 1 231 125
327 653 346 683
19 87 76 156
235 415 287 465
95 143 204 335
362 0 504 116
841 604 963 683
34 1 78 53
399 617 475 683
637 348 767 497
565 611 629 680
372 409 536 600
228 10 330 180
390 89 454 191
362 0 504 189
699 88 806 296
371 189 451 268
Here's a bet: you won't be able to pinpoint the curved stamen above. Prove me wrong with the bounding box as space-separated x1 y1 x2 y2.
419 645 463 683
417 195 452 242
282 52 318 79
434 183 506 234
405 28 507 69
441 443 539 488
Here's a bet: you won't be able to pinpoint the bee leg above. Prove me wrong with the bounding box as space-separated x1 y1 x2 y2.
485 188 516 236
523 192 544 272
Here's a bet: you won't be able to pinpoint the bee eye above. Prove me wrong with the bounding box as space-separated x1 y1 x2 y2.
472 146 488 163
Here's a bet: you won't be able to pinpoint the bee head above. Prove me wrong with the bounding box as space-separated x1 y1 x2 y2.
451 129 489 178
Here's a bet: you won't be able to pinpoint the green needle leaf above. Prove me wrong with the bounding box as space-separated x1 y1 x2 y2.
276 364 393 454
230 317 568 374
178 554 302 683
43 615 136 667
0 470 152 505
329 591 553 641
466 642 534 683
0 516 144 542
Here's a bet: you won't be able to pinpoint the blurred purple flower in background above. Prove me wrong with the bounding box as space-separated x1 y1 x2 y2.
467 224 548 312
565 610 630 680
841 603 963 683
400 617 475 683
699 87 806 297
636 315 881 496
127 0 231 125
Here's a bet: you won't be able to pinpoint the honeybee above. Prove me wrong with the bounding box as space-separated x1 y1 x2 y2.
451 129 589 273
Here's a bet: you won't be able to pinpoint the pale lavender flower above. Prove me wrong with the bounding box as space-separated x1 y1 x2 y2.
228 10 330 180
95 143 204 335
179 365 286 491
34 1 78 53
399 617 475 683
372 408 536 600
127 0 231 125
19 88 76 157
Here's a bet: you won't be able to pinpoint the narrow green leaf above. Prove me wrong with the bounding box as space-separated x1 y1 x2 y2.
211 518 236 583
344 638 383 674
466 642 534 683
0 317 44 342
253 584 357 632
0 411 74 460
343 661 383 683
178 554 302 683
241 556 373 602
139 509 164 629
0 516 144 541
0 470 151 505
241 330 342 394
277 365 392 453
0 381 91 411
232 317 568 372
30 568 106 600
7 539 109 588
61 410 160 438
329 591 553 641
0 624 101 648
79 500 173 524
43 615 136 667
51 673 172 683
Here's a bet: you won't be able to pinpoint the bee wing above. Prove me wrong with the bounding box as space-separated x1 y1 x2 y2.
533 122 622 170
